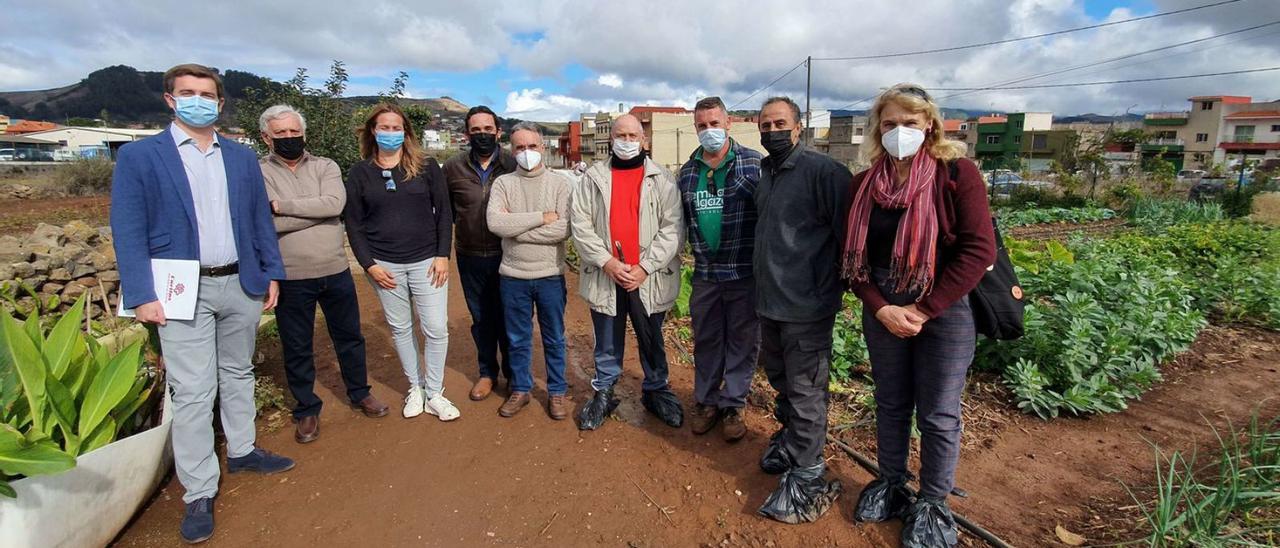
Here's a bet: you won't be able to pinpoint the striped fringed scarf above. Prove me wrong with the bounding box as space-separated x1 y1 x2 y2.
841 151 939 297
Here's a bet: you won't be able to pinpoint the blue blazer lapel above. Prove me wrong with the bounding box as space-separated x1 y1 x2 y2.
154 132 198 234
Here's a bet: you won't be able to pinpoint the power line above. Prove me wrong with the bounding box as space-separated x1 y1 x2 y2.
810 0 1244 61
938 19 1280 101
926 66 1280 90
728 58 808 110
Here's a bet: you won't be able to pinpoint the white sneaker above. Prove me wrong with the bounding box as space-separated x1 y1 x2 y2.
403 388 425 418
424 394 460 421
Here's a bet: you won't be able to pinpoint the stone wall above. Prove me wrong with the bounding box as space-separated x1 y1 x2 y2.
0 221 120 320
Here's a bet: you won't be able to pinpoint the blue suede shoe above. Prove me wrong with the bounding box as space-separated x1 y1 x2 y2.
180 497 214 544
227 448 295 475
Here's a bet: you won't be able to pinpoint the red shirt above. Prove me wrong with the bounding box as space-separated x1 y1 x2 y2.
609 166 645 265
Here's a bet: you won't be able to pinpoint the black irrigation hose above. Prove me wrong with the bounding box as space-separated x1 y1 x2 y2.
827 435 1014 548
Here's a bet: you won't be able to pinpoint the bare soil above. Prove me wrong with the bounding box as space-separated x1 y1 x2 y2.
0 195 110 236
106 263 1280 547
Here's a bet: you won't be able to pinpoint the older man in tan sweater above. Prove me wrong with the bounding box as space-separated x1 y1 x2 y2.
486 122 573 419
259 105 389 444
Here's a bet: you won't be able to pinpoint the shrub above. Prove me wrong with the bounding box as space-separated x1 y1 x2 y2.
1127 196 1224 229
831 294 869 382
57 157 115 195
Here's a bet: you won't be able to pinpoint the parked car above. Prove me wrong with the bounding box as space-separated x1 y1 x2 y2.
986 172 1053 199
1176 169 1206 183
0 148 14 162
1189 177 1228 202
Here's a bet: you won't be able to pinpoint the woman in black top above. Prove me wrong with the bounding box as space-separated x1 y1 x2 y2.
344 103 458 422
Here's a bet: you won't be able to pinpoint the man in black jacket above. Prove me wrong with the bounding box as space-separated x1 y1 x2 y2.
443 106 517 401
753 96 853 524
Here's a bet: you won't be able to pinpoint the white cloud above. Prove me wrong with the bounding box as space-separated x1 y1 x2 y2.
597 73 623 88
4 0 1280 120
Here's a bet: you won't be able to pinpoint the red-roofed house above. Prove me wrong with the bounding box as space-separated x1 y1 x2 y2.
1179 95 1280 168
4 120 59 134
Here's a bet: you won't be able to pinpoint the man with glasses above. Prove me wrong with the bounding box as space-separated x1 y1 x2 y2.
444 106 517 400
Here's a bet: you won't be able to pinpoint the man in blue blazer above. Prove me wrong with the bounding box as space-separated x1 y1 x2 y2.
111 63 295 544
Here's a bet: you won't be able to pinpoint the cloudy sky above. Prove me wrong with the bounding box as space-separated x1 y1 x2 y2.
2 0 1279 122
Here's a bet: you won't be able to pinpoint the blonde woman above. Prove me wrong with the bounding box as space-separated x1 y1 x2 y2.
842 84 995 548
343 104 458 421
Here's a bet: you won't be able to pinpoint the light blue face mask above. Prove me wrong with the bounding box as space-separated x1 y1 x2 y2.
698 128 727 153
376 131 405 151
173 95 219 128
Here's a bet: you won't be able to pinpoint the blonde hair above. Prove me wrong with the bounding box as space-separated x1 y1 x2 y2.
359 103 426 180
860 83 967 165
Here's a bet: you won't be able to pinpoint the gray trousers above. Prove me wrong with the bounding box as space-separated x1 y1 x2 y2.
690 276 760 409
862 268 975 499
157 274 263 503
368 258 449 398
760 313 837 468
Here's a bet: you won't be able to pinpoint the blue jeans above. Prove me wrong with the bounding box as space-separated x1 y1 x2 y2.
457 254 512 381
500 275 568 395
589 286 670 393
367 258 449 398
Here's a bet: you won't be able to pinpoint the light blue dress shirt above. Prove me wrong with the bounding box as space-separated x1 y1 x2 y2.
170 123 238 267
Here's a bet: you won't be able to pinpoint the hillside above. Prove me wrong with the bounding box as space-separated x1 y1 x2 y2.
0 65 470 127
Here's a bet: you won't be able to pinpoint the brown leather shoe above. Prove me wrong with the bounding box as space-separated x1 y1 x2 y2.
295 415 319 444
721 408 746 442
470 377 494 401
548 394 570 420
689 403 719 435
353 395 390 418
498 392 531 417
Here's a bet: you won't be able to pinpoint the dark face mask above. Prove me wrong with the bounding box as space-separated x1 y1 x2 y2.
271 136 305 161
760 129 796 158
469 132 498 157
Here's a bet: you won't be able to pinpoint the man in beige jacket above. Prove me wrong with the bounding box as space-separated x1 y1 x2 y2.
570 114 685 431
486 122 573 420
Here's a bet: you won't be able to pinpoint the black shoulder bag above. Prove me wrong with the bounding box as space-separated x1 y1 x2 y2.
947 162 1026 340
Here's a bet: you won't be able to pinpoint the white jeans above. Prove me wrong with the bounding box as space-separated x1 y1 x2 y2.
368 258 449 398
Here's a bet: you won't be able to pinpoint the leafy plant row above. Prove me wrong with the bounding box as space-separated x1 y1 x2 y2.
980 222 1280 419
997 206 1116 228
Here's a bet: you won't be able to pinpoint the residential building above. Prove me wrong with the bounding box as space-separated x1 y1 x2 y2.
1141 112 1188 172
1155 95 1280 169
422 129 449 150
943 119 973 157
975 112 1052 170
1221 110 1280 164
0 115 9 133
1019 129 1079 172
805 108 831 144
581 111 620 165
558 121 582 167
4 120 58 135
578 113 598 165
827 111 867 167
642 109 762 171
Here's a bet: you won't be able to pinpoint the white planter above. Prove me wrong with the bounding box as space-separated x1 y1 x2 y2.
0 391 171 548
0 324 170 548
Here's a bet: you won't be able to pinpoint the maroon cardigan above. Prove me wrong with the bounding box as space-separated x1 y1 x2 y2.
850 157 996 319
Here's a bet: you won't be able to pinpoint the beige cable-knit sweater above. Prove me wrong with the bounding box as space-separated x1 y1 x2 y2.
485 165 573 279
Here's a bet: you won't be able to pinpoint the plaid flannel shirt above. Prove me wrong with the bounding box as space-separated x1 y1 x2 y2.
677 139 762 282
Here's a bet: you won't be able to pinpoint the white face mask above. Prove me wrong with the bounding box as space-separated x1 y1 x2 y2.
698 128 727 153
881 126 926 160
516 149 542 171
612 139 642 160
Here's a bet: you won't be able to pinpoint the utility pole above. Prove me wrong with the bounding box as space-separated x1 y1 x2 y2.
804 56 812 145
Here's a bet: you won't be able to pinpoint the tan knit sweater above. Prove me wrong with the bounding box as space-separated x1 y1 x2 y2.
486 165 573 279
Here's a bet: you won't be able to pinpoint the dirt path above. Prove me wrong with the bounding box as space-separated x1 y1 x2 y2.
113 264 893 548
0 195 111 236
109 260 1280 547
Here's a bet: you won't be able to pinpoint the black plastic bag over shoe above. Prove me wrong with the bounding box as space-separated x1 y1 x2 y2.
640 388 684 427
902 497 960 548
854 474 915 523
757 463 844 524
576 388 619 431
759 427 792 475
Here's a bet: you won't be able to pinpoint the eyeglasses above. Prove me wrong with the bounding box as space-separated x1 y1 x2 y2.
382 170 396 192
898 86 932 102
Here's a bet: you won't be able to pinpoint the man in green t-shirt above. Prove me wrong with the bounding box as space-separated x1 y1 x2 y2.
676 97 764 443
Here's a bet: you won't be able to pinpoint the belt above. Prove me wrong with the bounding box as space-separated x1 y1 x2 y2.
200 262 239 277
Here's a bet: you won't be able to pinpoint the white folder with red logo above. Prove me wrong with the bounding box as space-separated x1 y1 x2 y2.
116 259 200 321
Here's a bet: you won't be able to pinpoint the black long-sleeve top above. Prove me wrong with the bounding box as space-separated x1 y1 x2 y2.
343 158 452 269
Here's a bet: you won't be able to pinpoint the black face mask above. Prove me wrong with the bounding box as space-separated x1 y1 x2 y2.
271 136 305 161
760 130 795 158
469 132 498 157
